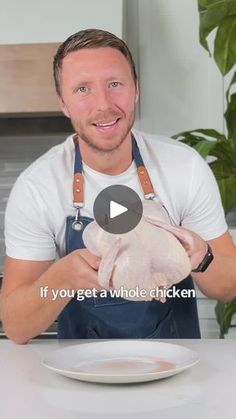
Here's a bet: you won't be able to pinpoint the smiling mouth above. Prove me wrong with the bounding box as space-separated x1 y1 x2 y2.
92 118 120 128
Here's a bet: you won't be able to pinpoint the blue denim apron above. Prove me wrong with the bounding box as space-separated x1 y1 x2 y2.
57 135 200 339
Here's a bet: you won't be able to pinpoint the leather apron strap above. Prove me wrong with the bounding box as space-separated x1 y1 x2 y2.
72 133 156 207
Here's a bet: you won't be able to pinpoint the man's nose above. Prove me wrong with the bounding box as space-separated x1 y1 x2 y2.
95 87 112 110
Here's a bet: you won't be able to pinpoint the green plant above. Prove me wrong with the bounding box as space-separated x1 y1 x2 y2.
172 0 236 337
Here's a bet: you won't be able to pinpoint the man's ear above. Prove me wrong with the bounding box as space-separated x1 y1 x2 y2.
135 80 140 104
59 97 70 118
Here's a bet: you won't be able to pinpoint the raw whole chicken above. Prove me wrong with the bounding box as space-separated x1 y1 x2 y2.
83 200 194 301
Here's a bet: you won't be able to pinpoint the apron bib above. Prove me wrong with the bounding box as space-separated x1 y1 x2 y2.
57 134 200 339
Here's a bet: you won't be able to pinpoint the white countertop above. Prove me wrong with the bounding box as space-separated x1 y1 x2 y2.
0 338 236 419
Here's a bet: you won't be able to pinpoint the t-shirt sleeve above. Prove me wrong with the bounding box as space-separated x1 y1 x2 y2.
4 175 56 261
181 151 228 241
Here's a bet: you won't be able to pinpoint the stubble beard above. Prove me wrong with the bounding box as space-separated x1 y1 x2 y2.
72 107 136 155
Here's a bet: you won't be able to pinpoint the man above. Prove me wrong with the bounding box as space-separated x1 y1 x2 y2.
2 29 236 343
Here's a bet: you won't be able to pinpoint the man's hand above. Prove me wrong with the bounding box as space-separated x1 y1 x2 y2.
173 226 209 270
153 225 236 302
56 248 103 292
144 217 209 270
1 249 103 343
187 230 236 302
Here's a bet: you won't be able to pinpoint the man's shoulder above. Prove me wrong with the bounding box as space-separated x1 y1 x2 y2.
133 129 199 159
20 134 74 181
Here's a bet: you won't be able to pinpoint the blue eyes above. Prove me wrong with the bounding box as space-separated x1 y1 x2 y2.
78 86 88 94
76 82 122 95
110 82 121 88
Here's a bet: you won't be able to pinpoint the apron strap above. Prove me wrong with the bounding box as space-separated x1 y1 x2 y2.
72 132 155 206
73 172 84 207
73 135 84 207
131 134 155 199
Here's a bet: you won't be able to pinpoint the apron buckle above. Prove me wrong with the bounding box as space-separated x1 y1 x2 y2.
72 206 84 231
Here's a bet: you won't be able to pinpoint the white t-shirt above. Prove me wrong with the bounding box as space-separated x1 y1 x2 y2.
4 129 228 261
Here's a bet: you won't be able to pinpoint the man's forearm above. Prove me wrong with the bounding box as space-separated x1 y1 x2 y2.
192 252 236 302
1 262 71 344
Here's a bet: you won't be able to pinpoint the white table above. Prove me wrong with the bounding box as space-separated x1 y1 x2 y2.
0 339 236 419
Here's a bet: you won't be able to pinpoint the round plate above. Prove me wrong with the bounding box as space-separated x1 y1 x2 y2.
42 340 199 384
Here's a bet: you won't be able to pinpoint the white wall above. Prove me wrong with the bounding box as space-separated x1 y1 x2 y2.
128 0 224 137
0 0 123 44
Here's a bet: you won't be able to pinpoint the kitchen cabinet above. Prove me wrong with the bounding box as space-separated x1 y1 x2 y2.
0 43 60 114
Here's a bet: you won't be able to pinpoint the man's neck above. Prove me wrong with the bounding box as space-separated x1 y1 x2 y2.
76 135 133 175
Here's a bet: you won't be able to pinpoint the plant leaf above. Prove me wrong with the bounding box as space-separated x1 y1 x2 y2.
172 128 225 141
188 128 227 142
215 299 236 337
212 140 236 164
215 301 227 337
172 129 226 159
218 299 236 336
226 70 236 103
219 178 236 213
194 139 217 158
172 132 207 146
199 0 234 7
225 93 236 142
211 157 236 176
210 165 236 212
214 16 236 74
199 0 236 52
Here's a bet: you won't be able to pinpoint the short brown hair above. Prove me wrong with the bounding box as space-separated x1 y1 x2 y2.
53 28 137 96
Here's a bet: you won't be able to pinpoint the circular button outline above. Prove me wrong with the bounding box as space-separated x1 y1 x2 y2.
93 185 143 234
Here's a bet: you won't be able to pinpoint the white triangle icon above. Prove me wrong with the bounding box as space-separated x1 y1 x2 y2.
110 201 128 219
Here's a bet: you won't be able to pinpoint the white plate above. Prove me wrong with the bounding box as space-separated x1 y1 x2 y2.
42 340 199 384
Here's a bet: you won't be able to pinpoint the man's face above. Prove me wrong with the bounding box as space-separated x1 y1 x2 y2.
59 47 139 153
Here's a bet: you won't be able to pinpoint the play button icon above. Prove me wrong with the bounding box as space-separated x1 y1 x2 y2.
93 185 143 234
110 201 128 219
